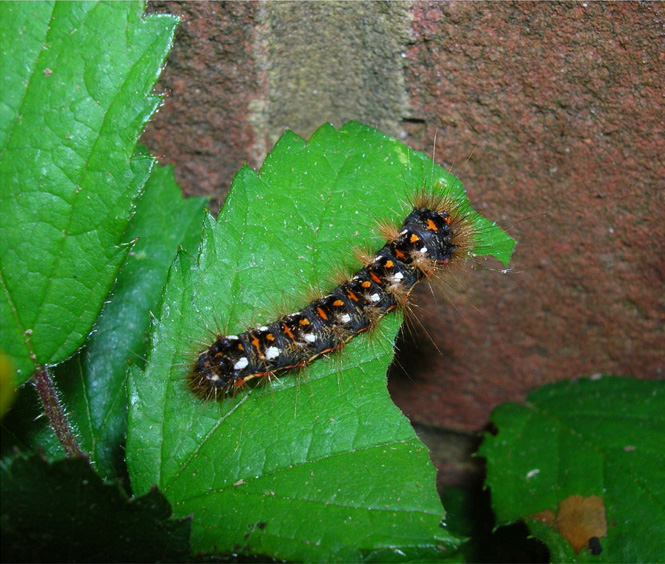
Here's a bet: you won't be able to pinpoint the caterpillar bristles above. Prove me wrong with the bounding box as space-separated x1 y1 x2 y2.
188 187 487 401
375 220 402 245
351 244 376 270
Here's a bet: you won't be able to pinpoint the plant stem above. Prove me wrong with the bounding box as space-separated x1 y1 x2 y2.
32 367 85 458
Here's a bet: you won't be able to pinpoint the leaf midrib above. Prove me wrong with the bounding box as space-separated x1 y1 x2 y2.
174 437 426 506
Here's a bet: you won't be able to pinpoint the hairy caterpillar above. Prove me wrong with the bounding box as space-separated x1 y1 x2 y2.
188 191 476 400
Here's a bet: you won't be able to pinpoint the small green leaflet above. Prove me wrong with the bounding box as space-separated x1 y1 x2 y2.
480 376 665 563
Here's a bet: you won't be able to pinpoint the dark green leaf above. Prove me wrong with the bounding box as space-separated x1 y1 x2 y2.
480 376 665 563
60 163 207 478
127 122 514 561
1 163 207 481
1 453 191 562
0 1 178 383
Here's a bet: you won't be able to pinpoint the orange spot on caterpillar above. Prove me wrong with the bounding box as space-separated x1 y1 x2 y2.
384 260 394 268
426 218 438 231
361 281 371 288
282 323 294 340
316 307 328 320
333 299 344 307
251 335 260 350
370 272 382 284
346 289 359 302
409 233 419 243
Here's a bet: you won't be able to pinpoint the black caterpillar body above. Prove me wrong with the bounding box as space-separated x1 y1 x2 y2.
189 201 466 399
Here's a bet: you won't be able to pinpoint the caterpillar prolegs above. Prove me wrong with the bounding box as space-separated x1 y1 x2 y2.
188 193 473 400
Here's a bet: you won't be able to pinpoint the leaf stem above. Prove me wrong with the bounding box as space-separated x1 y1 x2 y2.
32 367 86 458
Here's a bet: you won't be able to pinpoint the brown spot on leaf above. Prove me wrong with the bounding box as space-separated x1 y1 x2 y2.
530 509 556 526
556 495 607 553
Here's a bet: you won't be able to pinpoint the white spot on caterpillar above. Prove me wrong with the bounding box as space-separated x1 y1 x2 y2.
228 335 239 340
419 246 428 254
391 272 404 282
340 313 351 323
369 293 380 303
304 334 317 343
265 346 280 359
234 357 249 370
259 326 269 331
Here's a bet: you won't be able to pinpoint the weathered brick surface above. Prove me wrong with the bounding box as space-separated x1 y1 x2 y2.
144 2 266 210
392 2 664 433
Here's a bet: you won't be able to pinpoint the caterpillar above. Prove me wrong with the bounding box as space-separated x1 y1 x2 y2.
188 192 475 400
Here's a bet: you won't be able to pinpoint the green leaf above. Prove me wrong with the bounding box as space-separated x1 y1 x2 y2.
0 1 178 384
127 121 514 562
1 453 191 562
1 163 207 480
479 376 665 563
59 163 206 478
